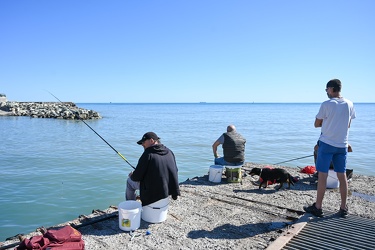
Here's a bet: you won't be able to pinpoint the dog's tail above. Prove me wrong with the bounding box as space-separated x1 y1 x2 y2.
288 174 295 186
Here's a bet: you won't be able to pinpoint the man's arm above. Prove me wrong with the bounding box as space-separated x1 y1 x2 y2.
130 153 148 181
314 118 323 128
212 140 221 158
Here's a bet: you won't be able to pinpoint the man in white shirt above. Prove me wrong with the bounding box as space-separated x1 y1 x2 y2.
304 79 356 218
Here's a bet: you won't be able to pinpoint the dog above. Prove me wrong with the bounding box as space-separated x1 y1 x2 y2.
249 167 295 190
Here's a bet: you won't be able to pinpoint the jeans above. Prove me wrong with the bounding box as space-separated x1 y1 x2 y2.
126 177 140 200
214 157 243 166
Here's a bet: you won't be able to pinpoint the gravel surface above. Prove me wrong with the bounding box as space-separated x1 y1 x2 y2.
2 163 375 250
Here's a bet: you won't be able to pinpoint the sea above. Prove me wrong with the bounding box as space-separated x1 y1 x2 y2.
1 103 374 240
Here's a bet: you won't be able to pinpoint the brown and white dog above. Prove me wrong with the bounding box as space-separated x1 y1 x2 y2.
249 167 295 190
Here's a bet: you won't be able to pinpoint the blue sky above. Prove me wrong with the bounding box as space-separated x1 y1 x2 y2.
1 0 374 103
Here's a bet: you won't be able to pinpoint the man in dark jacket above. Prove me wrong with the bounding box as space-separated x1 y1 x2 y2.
126 132 180 206
212 125 246 166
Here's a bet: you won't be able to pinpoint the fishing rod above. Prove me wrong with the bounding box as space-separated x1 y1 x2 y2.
47 91 135 169
274 154 314 165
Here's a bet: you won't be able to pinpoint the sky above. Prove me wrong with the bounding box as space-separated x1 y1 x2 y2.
1 0 374 103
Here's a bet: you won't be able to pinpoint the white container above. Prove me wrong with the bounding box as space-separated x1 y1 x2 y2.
209 165 223 183
326 169 339 189
142 197 169 223
118 200 142 231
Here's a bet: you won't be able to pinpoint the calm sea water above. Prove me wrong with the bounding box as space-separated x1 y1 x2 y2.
1 103 374 240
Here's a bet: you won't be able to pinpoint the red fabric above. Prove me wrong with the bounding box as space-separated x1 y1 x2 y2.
259 166 276 185
16 226 84 250
44 225 82 243
300 166 316 174
44 241 85 250
18 236 50 250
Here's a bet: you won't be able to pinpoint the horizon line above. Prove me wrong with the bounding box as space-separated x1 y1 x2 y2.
75 101 374 104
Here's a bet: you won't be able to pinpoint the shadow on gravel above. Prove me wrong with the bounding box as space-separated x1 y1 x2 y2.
187 222 286 239
181 175 228 186
182 175 318 192
78 216 156 237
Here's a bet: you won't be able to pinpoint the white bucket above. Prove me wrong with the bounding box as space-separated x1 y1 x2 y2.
142 197 169 223
209 165 223 183
326 169 339 189
118 200 142 231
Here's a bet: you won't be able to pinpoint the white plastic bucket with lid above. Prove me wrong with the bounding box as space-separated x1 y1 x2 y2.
118 200 142 231
209 165 223 183
142 197 169 223
326 169 339 189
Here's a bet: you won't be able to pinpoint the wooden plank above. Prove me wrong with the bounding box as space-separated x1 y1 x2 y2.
266 214 310 250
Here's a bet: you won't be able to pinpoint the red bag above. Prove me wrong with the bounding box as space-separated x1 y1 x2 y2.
44 225 82 243
17 236 50 250
16 226 84 250
300 165 316 174
42 241 85 250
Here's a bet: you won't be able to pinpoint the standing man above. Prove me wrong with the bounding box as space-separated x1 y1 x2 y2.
304 79 356 218
126 132 180 206
212 125 246 166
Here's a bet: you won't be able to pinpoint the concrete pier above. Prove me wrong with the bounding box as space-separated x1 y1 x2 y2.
1 163 374 250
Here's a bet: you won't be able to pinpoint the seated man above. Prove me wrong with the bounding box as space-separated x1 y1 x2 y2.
212 125 246 166
126 132 180 207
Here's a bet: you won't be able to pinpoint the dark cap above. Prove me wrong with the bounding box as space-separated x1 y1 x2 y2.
137 132 160 145
326 79 342 91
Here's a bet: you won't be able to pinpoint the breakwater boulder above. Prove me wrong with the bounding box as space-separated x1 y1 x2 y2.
0 101 101 120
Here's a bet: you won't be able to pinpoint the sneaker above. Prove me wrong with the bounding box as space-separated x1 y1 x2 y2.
303 203 324 217
339 207 348 218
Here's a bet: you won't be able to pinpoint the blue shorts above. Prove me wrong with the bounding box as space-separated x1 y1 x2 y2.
316 141 347 173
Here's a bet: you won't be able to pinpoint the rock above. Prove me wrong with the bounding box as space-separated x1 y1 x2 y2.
0 101 101 120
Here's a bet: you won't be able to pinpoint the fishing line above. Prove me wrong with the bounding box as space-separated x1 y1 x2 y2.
47 91 135 169
274 154 314 165
61 181 65 199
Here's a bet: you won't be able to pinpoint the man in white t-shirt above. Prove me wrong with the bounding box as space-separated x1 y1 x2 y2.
304 79 356 218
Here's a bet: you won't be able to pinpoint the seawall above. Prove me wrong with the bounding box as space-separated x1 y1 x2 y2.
0 101 101 120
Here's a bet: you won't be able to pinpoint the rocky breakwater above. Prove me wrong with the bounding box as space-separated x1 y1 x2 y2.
0 101 101 120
